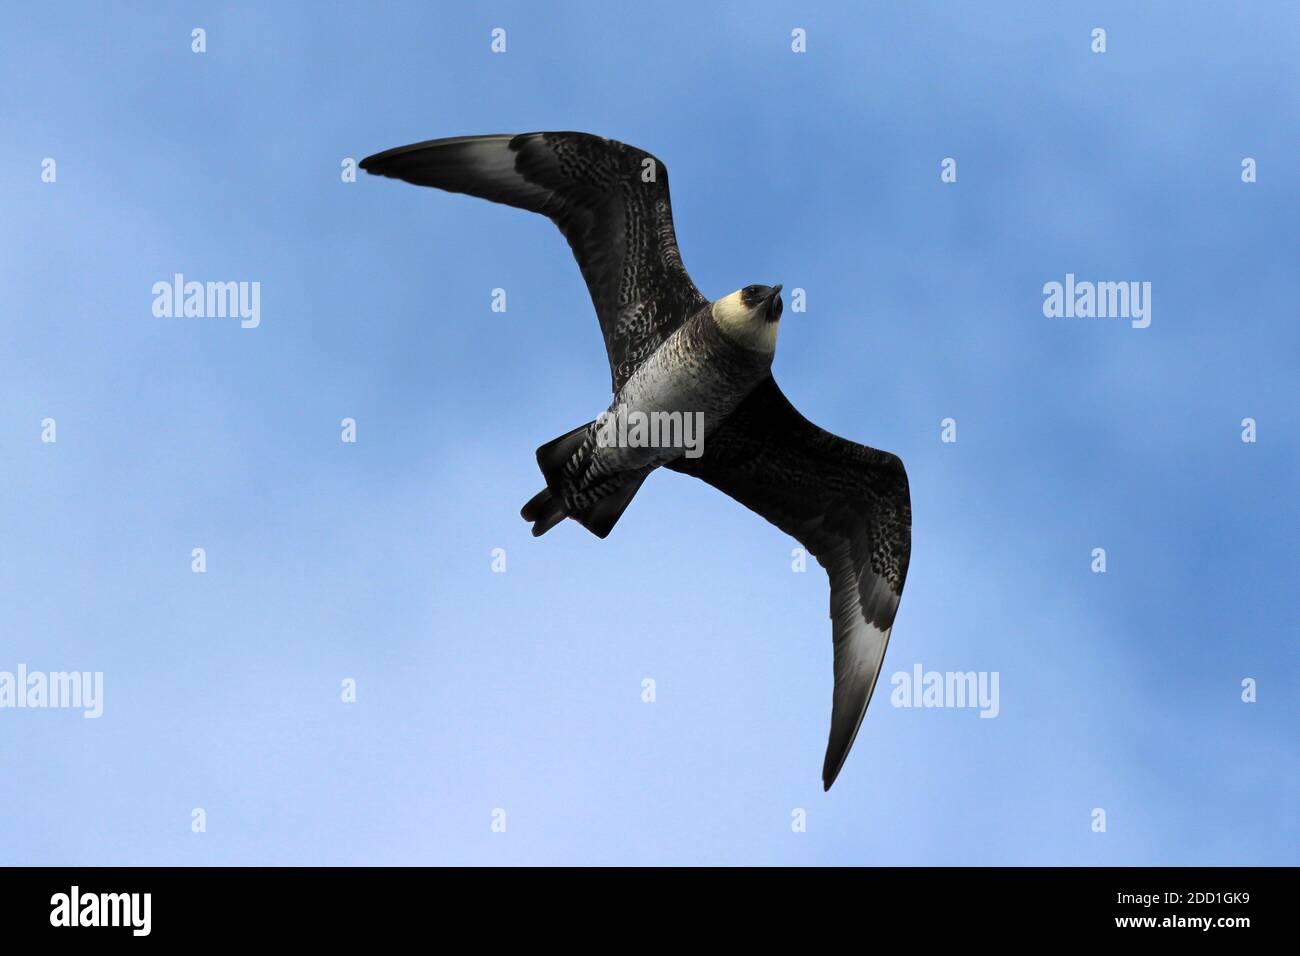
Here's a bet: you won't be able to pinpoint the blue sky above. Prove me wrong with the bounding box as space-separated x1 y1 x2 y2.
1 1 1295 865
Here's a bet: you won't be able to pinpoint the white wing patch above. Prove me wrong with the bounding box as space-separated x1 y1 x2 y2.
822 544 900 789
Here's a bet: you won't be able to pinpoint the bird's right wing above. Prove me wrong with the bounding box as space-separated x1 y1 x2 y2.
668 376 912 790
361 132 709 391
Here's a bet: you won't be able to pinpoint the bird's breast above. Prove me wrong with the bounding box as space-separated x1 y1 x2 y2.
609 318 771 436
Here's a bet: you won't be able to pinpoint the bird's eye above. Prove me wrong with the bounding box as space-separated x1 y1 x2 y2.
743 285 761 297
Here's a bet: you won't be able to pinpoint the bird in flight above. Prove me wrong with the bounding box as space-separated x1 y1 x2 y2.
361 132 911 790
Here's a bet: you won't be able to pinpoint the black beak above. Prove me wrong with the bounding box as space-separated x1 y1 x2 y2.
762 284 783 322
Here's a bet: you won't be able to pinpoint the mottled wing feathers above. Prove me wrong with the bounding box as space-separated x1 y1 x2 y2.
364 133 912 789
361 132 708 390
668 376 911 789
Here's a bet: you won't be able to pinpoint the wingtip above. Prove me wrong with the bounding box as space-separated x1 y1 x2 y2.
358 151 388 174
357 142 418 175
821 761 841 792
822 739 854 791
358 134 522 178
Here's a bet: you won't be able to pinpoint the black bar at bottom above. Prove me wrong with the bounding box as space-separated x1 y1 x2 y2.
0 866 1282 940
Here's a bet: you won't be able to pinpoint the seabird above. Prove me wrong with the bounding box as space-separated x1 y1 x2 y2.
361 132 912 790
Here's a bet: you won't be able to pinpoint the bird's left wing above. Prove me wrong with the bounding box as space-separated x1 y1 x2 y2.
667 376 912 790
361 132 708 391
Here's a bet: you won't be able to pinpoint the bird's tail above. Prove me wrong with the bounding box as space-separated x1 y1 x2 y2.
520 421 647 539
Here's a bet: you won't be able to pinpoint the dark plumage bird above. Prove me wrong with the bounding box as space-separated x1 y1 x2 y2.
361 132 911 789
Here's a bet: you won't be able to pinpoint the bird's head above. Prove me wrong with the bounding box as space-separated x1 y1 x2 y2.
712 284 783 352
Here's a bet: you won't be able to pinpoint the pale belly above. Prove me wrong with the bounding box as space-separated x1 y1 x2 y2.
588 350 743 472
